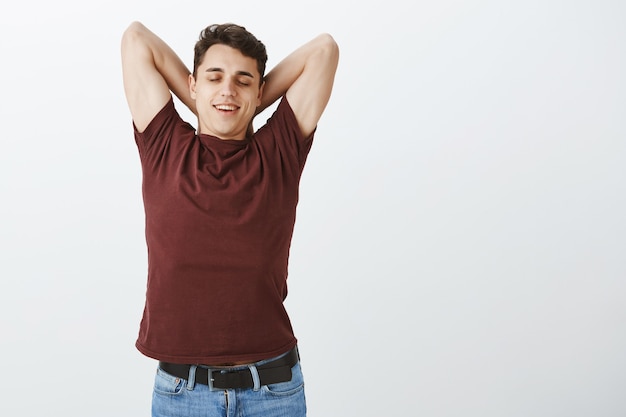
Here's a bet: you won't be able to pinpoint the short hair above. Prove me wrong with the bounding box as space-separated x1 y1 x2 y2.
193 23 267 85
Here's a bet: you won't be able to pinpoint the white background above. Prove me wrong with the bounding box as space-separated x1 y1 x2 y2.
1 0 625 416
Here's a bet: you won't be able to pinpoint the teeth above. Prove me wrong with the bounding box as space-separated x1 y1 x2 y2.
215 105 237 111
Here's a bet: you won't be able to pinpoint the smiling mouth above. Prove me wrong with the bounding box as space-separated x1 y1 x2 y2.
214 104 239 112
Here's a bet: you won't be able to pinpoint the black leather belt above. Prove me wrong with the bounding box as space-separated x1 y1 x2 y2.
159 347 299 389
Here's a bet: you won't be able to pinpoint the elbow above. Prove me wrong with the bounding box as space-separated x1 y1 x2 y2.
124 21 147 35
315 33 340 66
121 21 153 62
121 21 147 49
318 33 339 55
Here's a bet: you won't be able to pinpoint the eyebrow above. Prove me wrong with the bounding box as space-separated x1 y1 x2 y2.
205 68 255 79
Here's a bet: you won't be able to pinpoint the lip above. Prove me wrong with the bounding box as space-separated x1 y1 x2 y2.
213 103 240 112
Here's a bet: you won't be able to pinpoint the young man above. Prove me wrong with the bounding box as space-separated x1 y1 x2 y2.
121 20 338 417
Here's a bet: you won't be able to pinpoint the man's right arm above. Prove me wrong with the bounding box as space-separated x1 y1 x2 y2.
121 21 196 132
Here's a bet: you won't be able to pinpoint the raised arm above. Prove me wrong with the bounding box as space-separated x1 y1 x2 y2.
121 21 196 132
258 34 339 137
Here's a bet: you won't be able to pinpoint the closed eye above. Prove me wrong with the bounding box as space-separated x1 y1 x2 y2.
203 68 256 85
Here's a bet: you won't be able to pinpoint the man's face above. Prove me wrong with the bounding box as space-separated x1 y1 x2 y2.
190 44 263 140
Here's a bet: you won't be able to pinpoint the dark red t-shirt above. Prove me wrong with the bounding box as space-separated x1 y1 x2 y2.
133 97 313 364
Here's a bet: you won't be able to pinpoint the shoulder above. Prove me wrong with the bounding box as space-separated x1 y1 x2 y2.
252 97 315 168
255 98 313 142
134 98 195 154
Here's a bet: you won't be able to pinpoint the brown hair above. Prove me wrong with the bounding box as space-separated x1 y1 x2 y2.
193 23 267 85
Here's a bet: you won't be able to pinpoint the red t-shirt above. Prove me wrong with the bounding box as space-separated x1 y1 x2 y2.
133 97 313 364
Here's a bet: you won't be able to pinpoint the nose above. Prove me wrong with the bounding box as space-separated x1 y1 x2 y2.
220 78 237 97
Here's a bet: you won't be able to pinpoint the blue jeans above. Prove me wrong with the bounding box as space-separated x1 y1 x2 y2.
151 353 306 417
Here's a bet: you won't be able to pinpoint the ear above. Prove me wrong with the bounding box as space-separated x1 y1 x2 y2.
256 81 265 107
189 74 197 99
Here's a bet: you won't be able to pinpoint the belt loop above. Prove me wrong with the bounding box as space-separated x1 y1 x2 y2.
248 364 261 391
187 365 197 391
207 368 218 392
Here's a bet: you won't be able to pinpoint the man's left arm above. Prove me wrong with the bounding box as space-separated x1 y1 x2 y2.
258 34 339 137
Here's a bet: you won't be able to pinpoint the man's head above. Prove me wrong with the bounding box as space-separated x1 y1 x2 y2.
193 23 267 84
189 24 268 140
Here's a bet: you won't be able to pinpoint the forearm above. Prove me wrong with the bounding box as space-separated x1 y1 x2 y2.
257 33 338 132
257 33 338 137
258 64 300 114
257 35 328 114
129 22 197 115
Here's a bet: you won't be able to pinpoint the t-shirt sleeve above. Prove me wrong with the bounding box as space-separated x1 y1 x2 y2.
133 97 195 164
256 97 316 170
